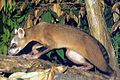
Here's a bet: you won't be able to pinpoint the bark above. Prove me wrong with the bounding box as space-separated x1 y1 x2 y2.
0 54 110 80
85 0 120 79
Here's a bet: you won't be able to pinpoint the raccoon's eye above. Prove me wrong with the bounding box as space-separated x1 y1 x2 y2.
10 43 17 48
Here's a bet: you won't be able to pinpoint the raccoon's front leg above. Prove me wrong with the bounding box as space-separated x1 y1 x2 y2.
23 43 47 59
66 49 93 70
32 43 48 54
23 48 53 59
23 43 43 59
32 43 44 54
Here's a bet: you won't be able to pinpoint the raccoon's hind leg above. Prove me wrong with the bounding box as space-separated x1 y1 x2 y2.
66 49 93 70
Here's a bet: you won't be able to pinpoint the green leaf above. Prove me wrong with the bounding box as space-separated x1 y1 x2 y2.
28 52 33 55
66 9 70 14
6 29 10 38
1 34 7 42
7 19 11 26
72 8 79 17
0 43 4 54
41 11 52 23
1 34 5 38
17 15 25 23
3 27 6 34
11 30 15 37
53 56 58 62
9 20 14 29
2 12 6 23
3 45 8 55
9 5 12 11
3 27 7 34
14 23 19 29
79 0 83 3
46 51 52 59
7 0 9 9
13 14 21 18
56 49 65 60
59 16 63 24
0 48 2 54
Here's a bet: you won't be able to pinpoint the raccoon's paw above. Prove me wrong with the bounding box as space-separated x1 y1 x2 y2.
23 54 39 59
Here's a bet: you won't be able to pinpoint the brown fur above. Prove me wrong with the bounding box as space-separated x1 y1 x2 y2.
10 22 114 74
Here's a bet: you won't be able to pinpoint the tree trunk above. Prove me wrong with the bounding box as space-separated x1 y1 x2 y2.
85 0 120 79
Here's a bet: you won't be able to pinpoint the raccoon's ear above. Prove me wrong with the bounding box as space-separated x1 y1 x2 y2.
14 29 18 34
18 28 25 38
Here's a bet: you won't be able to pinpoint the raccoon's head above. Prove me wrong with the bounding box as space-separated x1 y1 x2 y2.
8 28 26 55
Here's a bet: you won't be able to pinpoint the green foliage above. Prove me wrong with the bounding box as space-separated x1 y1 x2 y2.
46 49 65 63
112 33 120 68
72 8 79 17
46 51 52 59
56 49 65 61
104 4 120 67
41 11 52 23
0 0 17 54
79 0 83 3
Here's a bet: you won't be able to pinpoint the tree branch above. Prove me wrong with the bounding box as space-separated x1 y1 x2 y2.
0 54 110 80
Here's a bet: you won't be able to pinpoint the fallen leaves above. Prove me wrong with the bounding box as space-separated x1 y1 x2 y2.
111 2 120 35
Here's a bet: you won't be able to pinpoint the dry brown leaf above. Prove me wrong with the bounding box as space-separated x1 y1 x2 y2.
9 72 49 80
27 15 33 28
74 15 78 23
112 2 120 22
113 11 119 22
51 4 63 17
24 15 33 29
0 75 8 80
35 9 40 17
69 9 74 19
49 0 55 3
112 2 120 12
48 71 54 80
20 2 26 11
34 9 40 24
45 0 49 3
63 16 65 24
8 69 54 80
111 20 120 34
0 0 6 11
51 66 68 73
39 18 41 22
111 2 120 34
77 13 81 28
80 5 85 18
35 0 41 5
31 0 36 3
34 18 38 25
8 0 12 7
51 17 54 23
66 14 70 22
113 8 120 22
1 66 67 80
